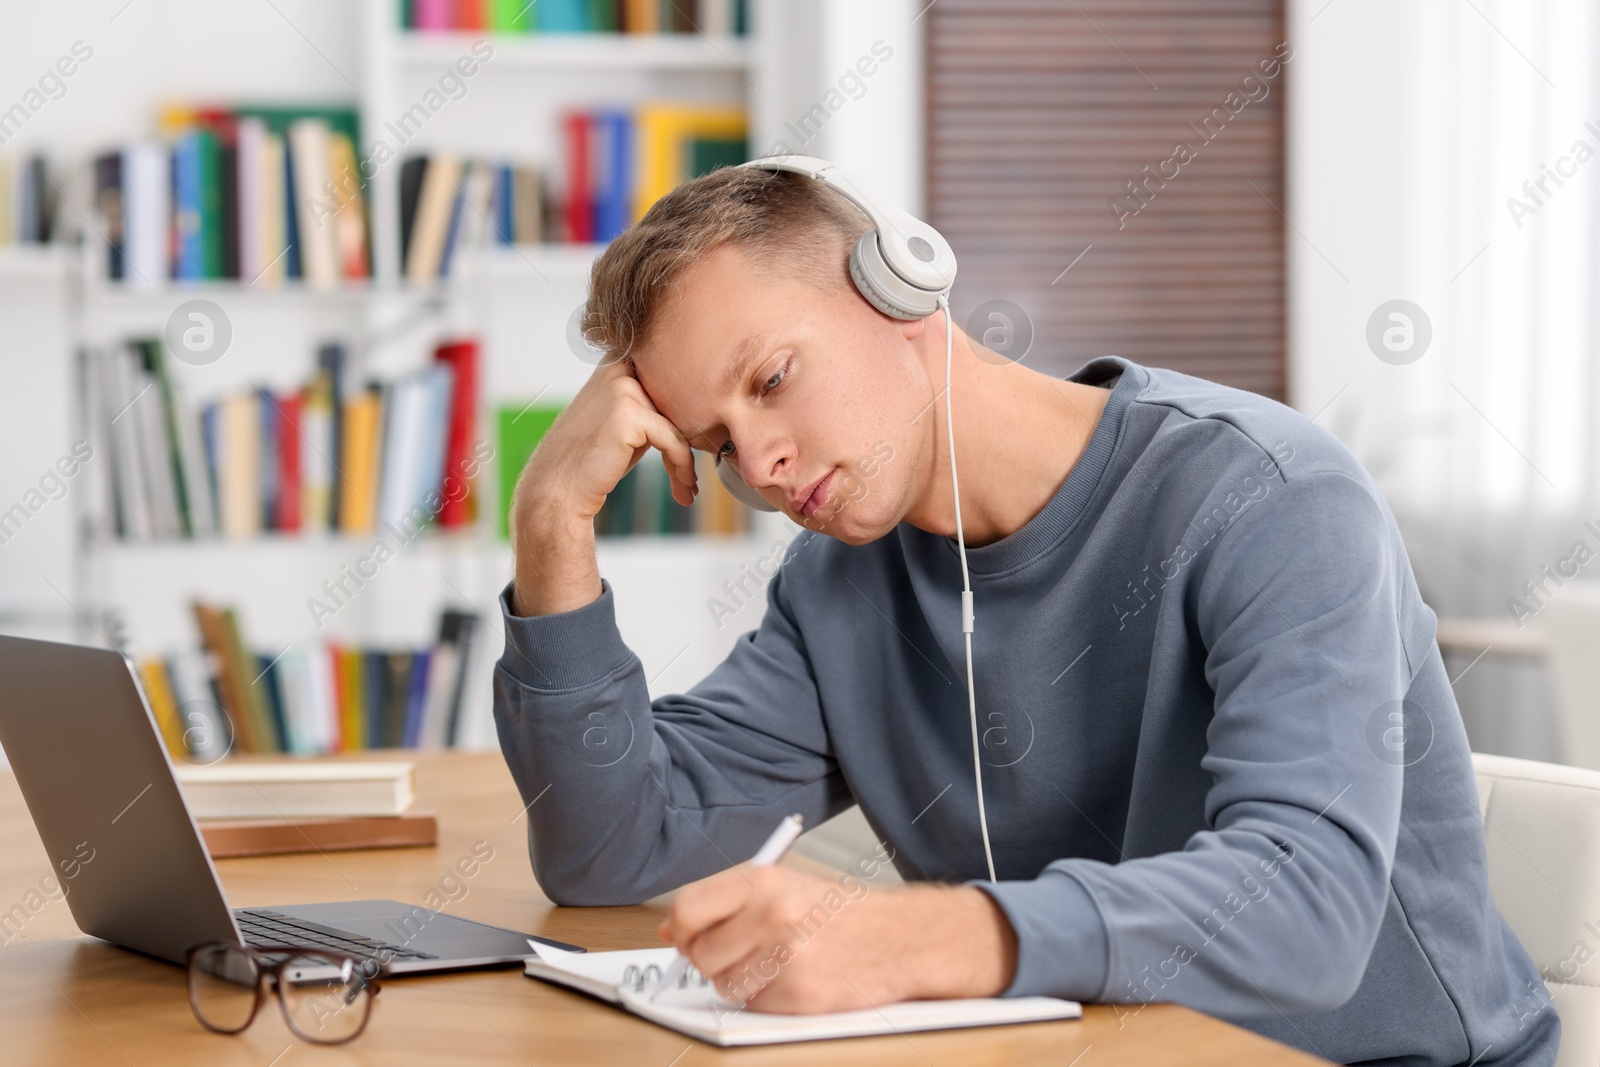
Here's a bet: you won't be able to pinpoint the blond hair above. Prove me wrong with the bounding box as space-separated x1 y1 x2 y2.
580 164 873 363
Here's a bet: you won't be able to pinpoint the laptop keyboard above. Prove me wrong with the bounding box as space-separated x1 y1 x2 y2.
236 909 438 964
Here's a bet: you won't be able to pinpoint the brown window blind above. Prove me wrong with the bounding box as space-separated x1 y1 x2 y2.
926 0 1287 399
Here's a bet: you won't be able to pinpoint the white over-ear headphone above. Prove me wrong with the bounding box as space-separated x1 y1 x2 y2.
714 155 957 511
716 155 997 884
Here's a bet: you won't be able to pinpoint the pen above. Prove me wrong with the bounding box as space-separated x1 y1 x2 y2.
651 812 805 1000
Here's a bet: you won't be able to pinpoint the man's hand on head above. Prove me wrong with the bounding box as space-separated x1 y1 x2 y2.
507 356 699 617
511 355 699 526
656 864 1019 1014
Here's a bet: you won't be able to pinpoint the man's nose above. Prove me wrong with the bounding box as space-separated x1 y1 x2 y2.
732 434 789 489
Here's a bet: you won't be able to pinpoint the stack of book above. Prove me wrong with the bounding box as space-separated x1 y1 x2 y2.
0 155 57 245
495 403 747 538
92 105 370 287
403 0 747 34
174 761 438 858
92 337 481 541
136 604 481 760
400 101 745 275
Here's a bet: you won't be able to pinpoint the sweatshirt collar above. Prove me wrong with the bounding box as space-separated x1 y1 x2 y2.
944 356 1146 576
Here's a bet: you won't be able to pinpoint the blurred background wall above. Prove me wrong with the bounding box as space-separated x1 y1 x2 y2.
0 0 1592 769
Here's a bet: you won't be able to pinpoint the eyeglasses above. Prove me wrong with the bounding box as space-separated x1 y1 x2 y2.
184 941 381 1044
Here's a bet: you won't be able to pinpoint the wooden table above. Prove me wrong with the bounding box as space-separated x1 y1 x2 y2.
0 750 1328 1065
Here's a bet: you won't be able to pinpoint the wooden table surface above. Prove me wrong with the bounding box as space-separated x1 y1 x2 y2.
0 749 1328 1066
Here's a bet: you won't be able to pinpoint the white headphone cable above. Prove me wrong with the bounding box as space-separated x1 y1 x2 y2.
938 293 996 884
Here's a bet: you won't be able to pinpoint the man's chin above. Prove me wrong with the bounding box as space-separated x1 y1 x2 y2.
797 509 894 546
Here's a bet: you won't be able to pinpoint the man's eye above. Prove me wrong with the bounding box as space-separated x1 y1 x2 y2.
760 357 791 395
717 439 737 458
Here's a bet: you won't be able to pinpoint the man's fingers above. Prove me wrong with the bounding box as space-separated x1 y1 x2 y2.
664 868 752 951
629 405 699 504
708 944 773 1007
683 890 772 982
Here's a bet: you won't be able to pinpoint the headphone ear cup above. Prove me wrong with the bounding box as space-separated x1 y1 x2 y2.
850 230 944 321
716 456 780 512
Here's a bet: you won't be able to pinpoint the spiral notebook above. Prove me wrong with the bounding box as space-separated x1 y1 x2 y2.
523 943 1081 1047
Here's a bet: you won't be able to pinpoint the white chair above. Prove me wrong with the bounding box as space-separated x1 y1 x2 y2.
1538 581 1600 771
1474 752 1600 1065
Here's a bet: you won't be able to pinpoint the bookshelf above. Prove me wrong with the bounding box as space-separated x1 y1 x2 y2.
39 0 803 755
393 33 755 71
0 245 70 281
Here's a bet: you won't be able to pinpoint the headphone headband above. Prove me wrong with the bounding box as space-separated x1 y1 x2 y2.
736 155 957 311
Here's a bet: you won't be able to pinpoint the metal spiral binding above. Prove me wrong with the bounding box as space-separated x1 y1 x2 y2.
621 962 709 992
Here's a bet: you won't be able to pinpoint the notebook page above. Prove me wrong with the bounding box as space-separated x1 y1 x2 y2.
616 986 1082 1048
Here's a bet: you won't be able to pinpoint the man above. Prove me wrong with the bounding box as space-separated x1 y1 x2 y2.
494 163 1558 1065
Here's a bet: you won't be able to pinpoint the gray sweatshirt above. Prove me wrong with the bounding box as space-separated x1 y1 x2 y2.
494 356 1559 1066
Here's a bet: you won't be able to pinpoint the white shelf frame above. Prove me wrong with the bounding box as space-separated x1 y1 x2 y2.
396 32 753 71
54 0 795 746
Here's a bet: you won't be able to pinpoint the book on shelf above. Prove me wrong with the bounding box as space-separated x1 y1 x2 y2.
403 0 746 34
88 104 369 287
173 760 416 819
434 339 482 527
630 102 746 224
401 156 548 278
398 101 746 277
0 154 58 247
90 336 483 541
136 604 483 760
494 402 747 538
400 102 748 275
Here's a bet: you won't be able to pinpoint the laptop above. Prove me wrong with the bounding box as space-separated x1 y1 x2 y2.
0 633 582 973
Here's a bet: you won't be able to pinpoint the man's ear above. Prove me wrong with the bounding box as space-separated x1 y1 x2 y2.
899 315 929 342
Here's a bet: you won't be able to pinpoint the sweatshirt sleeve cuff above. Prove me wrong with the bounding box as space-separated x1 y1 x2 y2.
972 869 1110 1002
496 579 635 691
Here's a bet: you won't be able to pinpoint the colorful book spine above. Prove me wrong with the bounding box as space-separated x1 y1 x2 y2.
403 651 432 748
456 0 487 30
157 608 481 757
413 0 455 30
172 132 206 280
106 105 369 286
537 0 589 32
593 109 633 242
98 336 489 544
338 388 382 533
137 659 189 760
562 113 594 242
93 153 124 279
434 339 479 527
277 391 302 532
339 646 364 753
399 105 750 252
489 0 532 32
404 0 745 32
197 128 224 277
258 389 279 530
364 652 386 750
328 645 347 751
